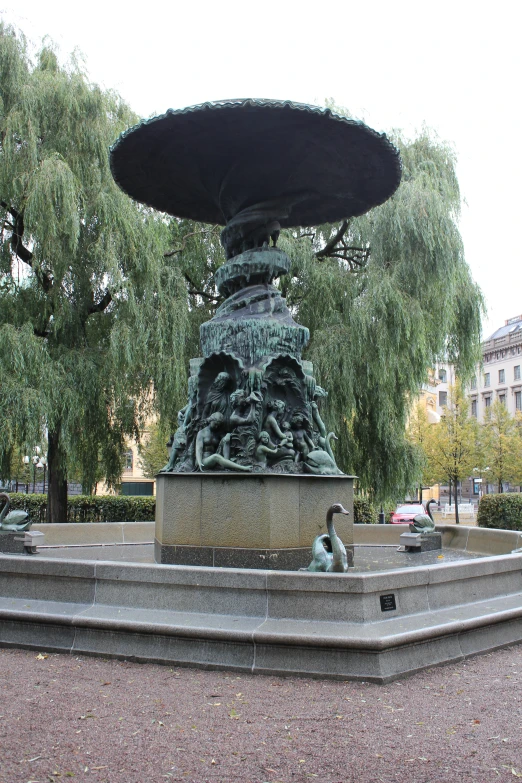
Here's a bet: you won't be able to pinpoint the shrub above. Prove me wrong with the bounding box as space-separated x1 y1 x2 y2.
477 493 522 531
353 497 377 524
5 493 155 523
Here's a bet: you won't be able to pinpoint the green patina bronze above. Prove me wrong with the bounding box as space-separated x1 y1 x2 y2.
410 499 437 533
306 503 351 572
110 99 401 475
0 493 31 532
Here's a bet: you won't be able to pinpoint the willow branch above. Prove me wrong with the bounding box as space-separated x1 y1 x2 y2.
88 290 112 314
183 272 220 302
315 219 350 258
164 226 220 257
0 200 54 292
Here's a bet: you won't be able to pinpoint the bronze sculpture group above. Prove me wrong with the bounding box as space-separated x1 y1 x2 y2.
160 358 343 474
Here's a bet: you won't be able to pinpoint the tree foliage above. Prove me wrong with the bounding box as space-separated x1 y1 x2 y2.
138 421 172 479
0 24 484 507
406 401 435 491
478 400 522 493
422 382 479 522
0 25 188 518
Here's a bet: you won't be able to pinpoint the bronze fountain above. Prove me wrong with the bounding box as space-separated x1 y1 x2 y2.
110 99 401 567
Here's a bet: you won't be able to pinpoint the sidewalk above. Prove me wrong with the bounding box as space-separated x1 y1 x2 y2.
1 644 521 783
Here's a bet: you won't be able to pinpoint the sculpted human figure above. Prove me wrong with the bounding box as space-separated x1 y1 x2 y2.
254 431 279 468
290 412 315 463
179 375 198 431
229 389 262 429
159 429 187 473
262 399 287 442
202 371 233 421
195 412 251 472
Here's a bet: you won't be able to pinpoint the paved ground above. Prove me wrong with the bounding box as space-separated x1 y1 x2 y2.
36 543 484 571
1 644 521 783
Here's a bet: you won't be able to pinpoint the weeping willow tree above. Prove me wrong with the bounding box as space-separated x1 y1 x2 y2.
0 25 189 519
166 123 484 501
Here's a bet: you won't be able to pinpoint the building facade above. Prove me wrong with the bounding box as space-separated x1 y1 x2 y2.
432 315 522 501
469 314 522 423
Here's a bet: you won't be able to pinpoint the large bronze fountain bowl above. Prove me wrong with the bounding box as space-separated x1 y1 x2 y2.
110 98 401 241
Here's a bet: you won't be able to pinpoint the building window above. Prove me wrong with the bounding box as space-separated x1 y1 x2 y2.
121 481 154 496
438 369 447 383
470 377 477 390
499 394 506 405
484 372 490 387
124 450 133 471
471 399 477 417
439 391 448 407
516 391 522 411
515 365 521 381
485 396 491 408
499 369 505 383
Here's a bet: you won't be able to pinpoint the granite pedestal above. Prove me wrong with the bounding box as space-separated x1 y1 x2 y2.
0 531 25 554
400 532 442 552
154 473 354 569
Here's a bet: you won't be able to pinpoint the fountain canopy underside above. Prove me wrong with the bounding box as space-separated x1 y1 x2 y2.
110 99 401 565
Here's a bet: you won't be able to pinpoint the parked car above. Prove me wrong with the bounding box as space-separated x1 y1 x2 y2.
390 503 426 524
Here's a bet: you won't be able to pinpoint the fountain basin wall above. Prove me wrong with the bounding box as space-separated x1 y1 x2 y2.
1 546 522 682
29 522 522 556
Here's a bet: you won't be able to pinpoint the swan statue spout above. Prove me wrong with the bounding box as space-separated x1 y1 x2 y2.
0 493 31 532
410 498 436 533
307 502 350 573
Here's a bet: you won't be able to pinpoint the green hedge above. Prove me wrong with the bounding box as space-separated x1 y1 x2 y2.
477 493 522 531
354 497 377 524
5 493 155 523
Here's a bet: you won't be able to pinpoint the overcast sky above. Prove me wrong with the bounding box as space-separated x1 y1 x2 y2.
2 0 519 338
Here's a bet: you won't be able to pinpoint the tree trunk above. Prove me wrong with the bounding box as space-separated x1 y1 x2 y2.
448 479 452 507
47 426 68 523
454 478 459 525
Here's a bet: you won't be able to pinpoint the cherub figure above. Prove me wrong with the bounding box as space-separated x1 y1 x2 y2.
254 431 279 468
290 412 315 463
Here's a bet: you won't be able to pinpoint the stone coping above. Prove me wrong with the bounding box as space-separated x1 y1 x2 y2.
31 522 522 556
31 521 154 547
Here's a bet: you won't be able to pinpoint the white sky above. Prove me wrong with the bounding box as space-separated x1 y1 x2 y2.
2 0 520 338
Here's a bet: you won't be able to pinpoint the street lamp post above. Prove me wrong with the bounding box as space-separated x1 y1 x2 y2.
23 448 46 494
31 455 39 493
40 456 47 493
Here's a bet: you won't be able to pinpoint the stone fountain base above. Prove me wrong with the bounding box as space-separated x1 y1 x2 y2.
154 473 354 569
2 544 522 683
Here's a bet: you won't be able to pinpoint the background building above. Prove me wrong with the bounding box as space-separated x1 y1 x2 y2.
469 314 522 423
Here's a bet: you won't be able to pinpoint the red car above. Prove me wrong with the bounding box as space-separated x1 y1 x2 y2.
390 503 426 524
